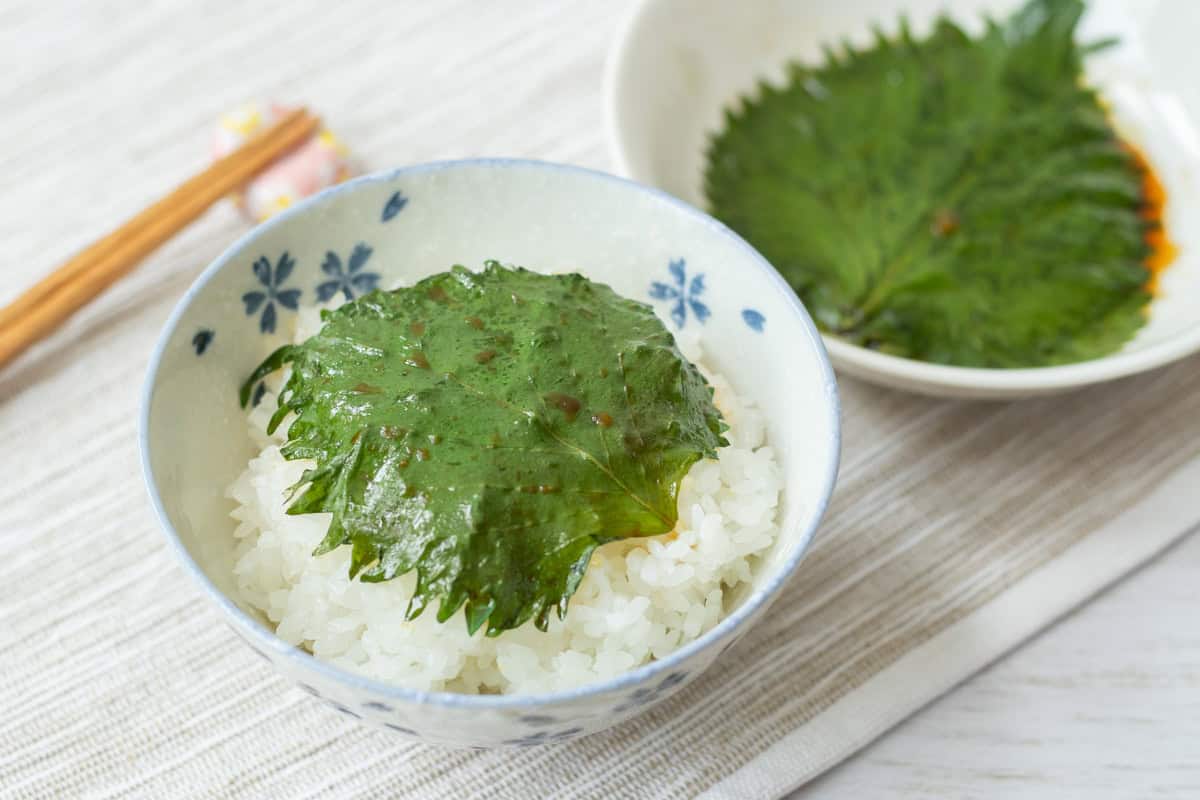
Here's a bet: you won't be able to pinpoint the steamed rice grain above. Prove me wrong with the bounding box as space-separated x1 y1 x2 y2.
227 307 782 694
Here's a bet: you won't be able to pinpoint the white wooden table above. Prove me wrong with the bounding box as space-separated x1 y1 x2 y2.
800 528 1200 799
4 2 1197 796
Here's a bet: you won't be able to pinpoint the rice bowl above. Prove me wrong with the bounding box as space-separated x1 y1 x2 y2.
140 159 839 746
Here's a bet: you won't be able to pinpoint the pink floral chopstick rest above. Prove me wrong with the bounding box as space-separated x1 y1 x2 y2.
213 103 357 222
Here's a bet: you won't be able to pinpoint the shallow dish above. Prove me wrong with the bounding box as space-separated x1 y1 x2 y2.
140 159 840 747
606 0 1200 398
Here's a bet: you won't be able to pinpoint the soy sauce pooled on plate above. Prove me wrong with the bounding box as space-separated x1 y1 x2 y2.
705 0 1175 368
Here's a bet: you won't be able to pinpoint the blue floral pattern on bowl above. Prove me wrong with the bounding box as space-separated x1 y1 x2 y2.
382 190 409 221
517 713 560 727
649 258 710 329
316 243 380 302
741 308 766 332
614 670 690 712
191 328 214 355
242 253 302 334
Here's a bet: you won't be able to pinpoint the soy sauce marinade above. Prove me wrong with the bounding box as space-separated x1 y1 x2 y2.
705 0 1174 367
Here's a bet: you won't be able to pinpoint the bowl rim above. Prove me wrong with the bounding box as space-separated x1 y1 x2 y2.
603 0 1200 397
139 157 841 709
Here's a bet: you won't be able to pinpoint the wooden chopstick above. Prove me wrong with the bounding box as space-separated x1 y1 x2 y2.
0 108 321 369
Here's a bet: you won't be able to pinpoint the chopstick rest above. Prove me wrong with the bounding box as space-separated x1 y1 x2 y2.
213 103 357 222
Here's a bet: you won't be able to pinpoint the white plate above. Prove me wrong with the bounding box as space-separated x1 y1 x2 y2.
606 0 1200 398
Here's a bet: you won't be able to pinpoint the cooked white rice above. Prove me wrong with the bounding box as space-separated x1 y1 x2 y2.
227 304 782 694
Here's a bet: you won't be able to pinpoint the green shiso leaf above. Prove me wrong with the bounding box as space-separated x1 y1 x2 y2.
242 262 727 636
704 0 1154 367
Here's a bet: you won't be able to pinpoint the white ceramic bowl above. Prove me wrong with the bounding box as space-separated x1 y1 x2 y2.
606 0 1200 398
140 159 840 748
